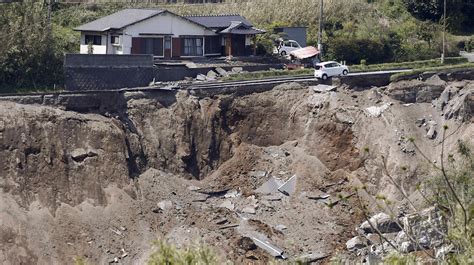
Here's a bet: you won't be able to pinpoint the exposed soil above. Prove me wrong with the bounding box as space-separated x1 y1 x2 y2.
0 78 472 264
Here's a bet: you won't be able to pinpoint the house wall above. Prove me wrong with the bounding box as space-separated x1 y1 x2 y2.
123 12 217 56
79 32 107 54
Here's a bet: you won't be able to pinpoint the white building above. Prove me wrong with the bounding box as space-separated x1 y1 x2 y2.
74 9 264 58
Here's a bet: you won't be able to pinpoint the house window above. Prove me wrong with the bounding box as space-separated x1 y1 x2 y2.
183 38 203 56
111 35 120 45
85 35 102 45
164 36 171 49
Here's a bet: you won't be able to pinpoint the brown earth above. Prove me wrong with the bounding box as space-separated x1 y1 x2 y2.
0 77 472 264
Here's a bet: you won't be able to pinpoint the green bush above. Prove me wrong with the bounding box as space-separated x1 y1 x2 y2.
466 38 474 52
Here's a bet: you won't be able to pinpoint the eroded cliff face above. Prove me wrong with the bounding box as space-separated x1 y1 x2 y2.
0 79 472 264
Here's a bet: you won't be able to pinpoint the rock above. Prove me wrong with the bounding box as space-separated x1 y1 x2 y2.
219 200 235 211
187 185 201 191
365 233 382 245
215 67 228 77
71 148 97 162
275 224 287 231
425 74 447 87
297 252 329 263
444 86 473 121
365 103 390 118
262 194 283 201
242 206 256 214
215 218 228 225
311 84 337 93
360 213 401 234
400 241 414 253
400 207 446 249
224 190 241 198
435 244 454 259
346 236 367 251
157 200 173 211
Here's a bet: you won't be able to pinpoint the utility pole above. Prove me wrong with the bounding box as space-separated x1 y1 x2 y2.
317 0 324 61
441 0 446 64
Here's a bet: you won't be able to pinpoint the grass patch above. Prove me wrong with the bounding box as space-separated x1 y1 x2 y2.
223 68 313 81
350 57 468 72
390 62 474 81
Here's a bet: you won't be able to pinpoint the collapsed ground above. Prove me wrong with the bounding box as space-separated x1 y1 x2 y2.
0 75 473 264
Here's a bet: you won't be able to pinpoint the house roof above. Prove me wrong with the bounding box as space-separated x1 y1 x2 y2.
220 21 265 35
185 14 252 29
75 9 165 32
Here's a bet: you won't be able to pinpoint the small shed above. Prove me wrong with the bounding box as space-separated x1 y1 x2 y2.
274 26 307 47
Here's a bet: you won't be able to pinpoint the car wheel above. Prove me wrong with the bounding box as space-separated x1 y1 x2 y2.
280 51 287 56
343 70 348 75
322 74 328 80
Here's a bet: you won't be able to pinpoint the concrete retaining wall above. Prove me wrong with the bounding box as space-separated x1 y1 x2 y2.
64 54 155 91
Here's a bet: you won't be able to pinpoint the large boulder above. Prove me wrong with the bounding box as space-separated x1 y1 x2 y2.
359 213 401 234
346 236 367 251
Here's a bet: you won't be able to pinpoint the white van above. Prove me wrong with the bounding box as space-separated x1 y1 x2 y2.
274 40 302 56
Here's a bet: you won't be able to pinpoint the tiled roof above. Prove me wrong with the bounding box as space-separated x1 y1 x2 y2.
185 14 252 29
75 9 164 32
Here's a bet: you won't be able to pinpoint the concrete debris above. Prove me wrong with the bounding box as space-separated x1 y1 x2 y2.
297 252 329 263
207 70 218 79
219 200 235 211
306 190 330 200
157 200 173 212
275 224 287 232
196 74 207 81
252 237 287 259
346 236 367 251
426 124 437 139
278 175 297 196
255 177 284 194
231 67 243 74
215 67 228 77
365 103 390 117
311 84 337 93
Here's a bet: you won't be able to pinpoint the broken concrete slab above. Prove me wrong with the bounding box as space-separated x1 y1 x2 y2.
196 74 207 81
426 124 437 139
215 67 228 77
207 70 218 79
187 185 201 191
311 84 337 93
255 177 284 194
278 175 297 196
250 170 267 178
252 237 287 259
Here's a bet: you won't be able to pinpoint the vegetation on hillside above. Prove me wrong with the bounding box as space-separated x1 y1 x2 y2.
0 0 473 90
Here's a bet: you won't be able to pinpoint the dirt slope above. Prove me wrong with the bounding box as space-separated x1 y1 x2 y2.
0 77 472 264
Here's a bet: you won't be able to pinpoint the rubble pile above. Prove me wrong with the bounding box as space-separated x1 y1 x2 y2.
0 73 472 264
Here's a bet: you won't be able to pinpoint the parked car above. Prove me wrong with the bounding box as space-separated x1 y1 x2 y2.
314 61 349 80
274 40 302 56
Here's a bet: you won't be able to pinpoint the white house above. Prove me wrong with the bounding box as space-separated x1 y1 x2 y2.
74 9 264 58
